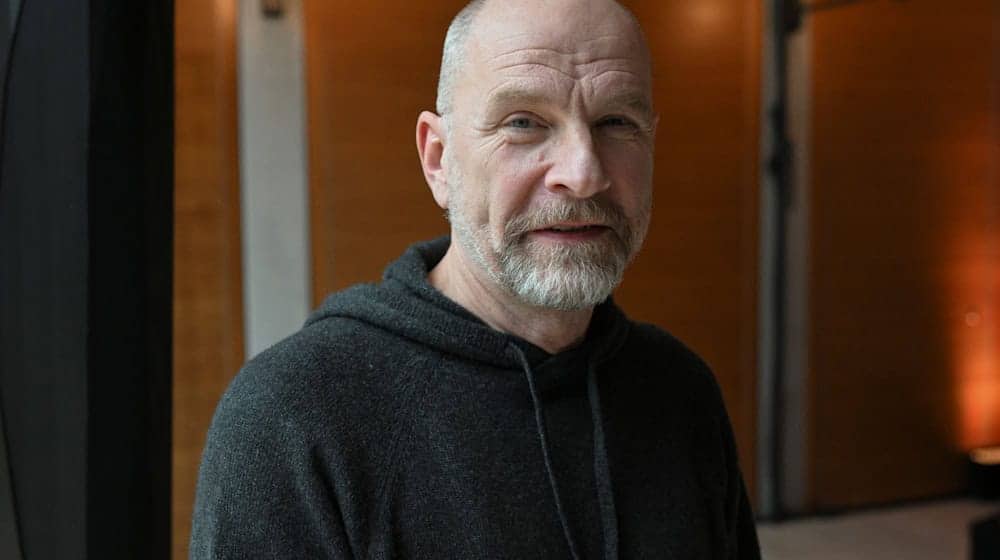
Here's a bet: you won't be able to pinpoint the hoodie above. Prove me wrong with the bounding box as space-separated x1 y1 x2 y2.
190 237 760 559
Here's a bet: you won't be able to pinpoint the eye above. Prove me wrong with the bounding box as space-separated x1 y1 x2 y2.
503 114 546 131
596 115 637 129
596 115 647 141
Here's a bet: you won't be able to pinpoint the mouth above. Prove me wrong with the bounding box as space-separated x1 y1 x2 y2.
528 223 611 241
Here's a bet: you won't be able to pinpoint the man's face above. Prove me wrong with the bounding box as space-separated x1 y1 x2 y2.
444 0 656 310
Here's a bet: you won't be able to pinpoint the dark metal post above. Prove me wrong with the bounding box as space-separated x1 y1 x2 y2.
767 0 802 522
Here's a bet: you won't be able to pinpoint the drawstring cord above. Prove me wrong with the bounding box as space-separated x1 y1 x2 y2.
513 345 583 560
588 360 619 560
511 344 620 560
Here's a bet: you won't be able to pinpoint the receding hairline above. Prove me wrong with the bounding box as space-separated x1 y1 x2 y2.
436 0 488 116
435 0 648 118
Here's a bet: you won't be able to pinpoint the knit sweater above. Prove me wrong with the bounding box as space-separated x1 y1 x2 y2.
190 237 760 559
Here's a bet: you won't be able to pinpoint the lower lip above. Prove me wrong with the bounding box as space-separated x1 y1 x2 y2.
528 227 610 242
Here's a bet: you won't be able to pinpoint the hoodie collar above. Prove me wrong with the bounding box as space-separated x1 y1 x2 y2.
306 236 630 373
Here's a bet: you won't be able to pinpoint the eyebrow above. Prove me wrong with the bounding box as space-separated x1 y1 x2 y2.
484 87 554 112
483 86 655 122
605 92 655 121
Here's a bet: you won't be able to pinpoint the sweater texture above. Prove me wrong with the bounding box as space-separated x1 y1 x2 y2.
190 237 760 559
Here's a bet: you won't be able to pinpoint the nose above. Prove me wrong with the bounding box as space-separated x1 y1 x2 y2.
544 125 611 198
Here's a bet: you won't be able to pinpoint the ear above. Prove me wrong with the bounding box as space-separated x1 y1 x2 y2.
416 111 450 210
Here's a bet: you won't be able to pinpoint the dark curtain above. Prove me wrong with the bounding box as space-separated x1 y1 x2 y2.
0 0 173 558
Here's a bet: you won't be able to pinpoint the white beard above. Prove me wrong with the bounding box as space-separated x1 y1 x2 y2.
447 171 647 311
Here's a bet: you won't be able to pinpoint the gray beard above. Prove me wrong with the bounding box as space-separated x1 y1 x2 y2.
495 232 629 310
449 189 644 311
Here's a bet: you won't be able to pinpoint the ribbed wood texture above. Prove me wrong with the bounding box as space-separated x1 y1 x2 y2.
172 1 245 557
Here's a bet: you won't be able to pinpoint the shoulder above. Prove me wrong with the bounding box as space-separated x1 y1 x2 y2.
192 316 409 556
193 313 430 519
611 320 742 474
203 314 431 472
625 321 703 362
622 321 716 381
612 320 729 414
241 311 423 407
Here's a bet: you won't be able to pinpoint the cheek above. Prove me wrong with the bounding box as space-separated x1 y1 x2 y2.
453 158 491 226
605 146 654 211
461 188 490 228
482 148 548 228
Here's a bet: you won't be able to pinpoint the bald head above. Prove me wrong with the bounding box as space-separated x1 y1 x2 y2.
435 0 650 120
415 0 657 315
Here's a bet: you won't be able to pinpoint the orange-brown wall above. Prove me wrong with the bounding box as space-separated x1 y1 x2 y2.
304 1 461 299
807 0 999 509
173 1 243 558
304 0 761 495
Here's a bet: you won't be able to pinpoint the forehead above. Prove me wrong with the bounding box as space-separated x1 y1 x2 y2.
486 36 644 82
462 1 651 97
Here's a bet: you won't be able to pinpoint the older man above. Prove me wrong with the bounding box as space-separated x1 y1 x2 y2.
191 0 760 558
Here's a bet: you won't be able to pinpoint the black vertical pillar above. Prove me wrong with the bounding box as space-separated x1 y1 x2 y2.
0 0 20 554
0 0 173 558
86 0 174 558
766 0 802 522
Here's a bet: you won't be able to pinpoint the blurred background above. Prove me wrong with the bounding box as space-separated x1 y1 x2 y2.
0 0 996 558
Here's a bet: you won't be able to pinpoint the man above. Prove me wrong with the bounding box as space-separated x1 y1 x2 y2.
191 0 760 558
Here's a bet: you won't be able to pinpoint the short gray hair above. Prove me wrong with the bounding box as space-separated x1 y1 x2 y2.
436 0 487 117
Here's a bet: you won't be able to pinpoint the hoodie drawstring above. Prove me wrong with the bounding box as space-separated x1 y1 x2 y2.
515 345 583 560
587 360 619 560
512 344 619 560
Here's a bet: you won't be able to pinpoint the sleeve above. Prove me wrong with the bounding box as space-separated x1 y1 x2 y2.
727 474 761 559
188 377 356 560
719 400 761 559
682 343 761 560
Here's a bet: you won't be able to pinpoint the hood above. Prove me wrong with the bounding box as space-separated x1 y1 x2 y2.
305 236 631 372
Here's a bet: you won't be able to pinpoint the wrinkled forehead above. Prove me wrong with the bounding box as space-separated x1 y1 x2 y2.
465 0 652 86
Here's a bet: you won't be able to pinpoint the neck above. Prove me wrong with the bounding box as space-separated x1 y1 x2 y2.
428 242 593 354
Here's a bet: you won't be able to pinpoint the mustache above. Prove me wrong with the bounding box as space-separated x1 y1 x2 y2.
504 197 631 239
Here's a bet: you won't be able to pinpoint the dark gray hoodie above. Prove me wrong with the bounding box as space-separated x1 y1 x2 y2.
190 237 760 559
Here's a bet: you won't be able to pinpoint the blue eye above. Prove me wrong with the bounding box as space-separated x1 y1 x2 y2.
507 117 537 129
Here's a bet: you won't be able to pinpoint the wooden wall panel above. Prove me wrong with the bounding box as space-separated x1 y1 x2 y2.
305 0 760 499
173 1 244 558
808 0 998 509
304 1 464 301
